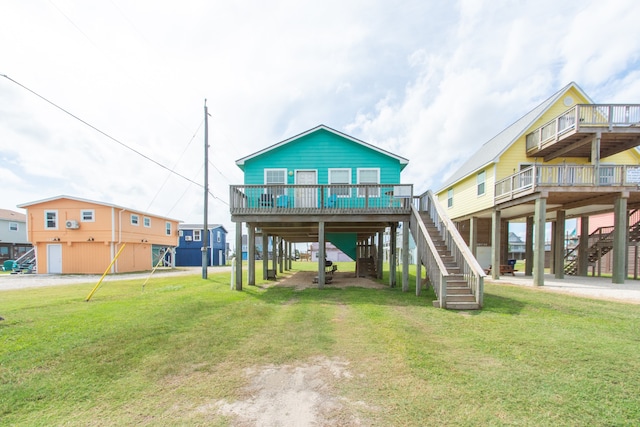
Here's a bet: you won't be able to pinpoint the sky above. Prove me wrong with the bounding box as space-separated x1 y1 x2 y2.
2 0 640 247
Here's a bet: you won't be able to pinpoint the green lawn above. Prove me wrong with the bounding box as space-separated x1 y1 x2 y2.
1 263 639 426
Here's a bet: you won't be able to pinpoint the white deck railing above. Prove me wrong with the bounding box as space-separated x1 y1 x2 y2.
526 104 640 152
230 184 413 214
495 164 640 201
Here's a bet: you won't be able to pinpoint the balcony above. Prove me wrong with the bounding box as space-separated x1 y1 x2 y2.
230 184 413 216
526 104 640 161
495 164 640 203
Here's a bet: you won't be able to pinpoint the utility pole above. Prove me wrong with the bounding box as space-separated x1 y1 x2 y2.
202 99 210 279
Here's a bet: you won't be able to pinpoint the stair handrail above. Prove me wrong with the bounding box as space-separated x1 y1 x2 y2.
409 205 450 307
564 209 640 273
419 191 485 306
15 248 35 264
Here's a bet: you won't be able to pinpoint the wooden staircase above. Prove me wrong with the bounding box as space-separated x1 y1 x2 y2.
356 257 377 278
421 214 480 310
564 210 640 275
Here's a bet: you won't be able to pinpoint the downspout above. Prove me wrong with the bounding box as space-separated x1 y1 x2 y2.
117 208 125 273
110 207 115 273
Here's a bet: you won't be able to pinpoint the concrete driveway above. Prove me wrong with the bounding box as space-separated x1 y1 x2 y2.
485 273 640 304
0 266 232 291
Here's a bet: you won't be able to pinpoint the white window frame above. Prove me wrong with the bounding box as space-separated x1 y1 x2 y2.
193 230 202 241
131 214 139 226
165 222 172 236
143 217 151 228
447 188 454 208
45 210 58 229
477 170 486 196
9 222 18 232
357 168 380 197
264 168 287 196
217 230 221 243
329 168 351 197
80 209 95 222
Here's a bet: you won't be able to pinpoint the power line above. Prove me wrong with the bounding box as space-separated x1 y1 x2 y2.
1 73 208 192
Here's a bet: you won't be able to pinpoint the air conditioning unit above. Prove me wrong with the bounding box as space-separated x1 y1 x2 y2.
65 219 79 229
185 236 193 241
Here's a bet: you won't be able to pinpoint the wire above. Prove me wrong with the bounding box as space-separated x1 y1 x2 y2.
1 73 206 190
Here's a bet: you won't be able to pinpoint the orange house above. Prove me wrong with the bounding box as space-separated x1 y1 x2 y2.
17 196 180 274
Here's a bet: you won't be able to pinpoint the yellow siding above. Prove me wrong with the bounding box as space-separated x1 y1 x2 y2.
439 85 640 221
441 166 496 219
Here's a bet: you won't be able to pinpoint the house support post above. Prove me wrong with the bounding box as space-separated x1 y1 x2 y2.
591 131 601 181
288 242 292 269
578 216 589 276
613 193 628 284
525 216 533 276
491 209 501 280
501 219 509 265
235 222 243 291
279 238 284 274
554 210 566 279
402 221 409 292
389 223 397 287
469 216 478 257
377 231 384 279
262 233 268 280
271 236 277 274
318 221 326 289
533 195 547 286
415 236 422 296
248 223 255 286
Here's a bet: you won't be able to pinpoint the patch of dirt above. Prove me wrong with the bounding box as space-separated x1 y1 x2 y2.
270 271 386 291
214 356 369 426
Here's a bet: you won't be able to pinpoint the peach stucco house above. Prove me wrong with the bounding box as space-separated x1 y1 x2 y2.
18 196 180 274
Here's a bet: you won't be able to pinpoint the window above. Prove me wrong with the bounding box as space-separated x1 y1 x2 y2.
143 217 151 227
131 214 139 226
217 231 221 243
179 230 184 237
329 168 351 196
9 222 18 232
357 168 380 197
264 169 286 196
45 210 58 229
81 210 95 222
193 230 202 241
165 222 172 236
477 170 486 196
447 188 454 208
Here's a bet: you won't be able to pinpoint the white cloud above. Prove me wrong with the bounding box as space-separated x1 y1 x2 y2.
1 0 640 246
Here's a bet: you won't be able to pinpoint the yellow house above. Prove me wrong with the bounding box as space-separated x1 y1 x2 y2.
18 195 180 274
436 82 640 286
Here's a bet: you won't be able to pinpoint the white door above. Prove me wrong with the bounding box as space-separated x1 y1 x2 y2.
47 244 62 274
295 170 317 208
218 250 223 266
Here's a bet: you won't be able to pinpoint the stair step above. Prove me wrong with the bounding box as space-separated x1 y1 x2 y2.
446 294 476 302
445 301 481 310
447 287 472 295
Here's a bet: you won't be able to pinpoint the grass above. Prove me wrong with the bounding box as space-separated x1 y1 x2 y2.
1 263 639 426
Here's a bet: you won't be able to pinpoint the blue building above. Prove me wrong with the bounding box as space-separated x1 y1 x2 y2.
176 224 227 267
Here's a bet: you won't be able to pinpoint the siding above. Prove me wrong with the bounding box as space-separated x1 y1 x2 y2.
243 129 402 185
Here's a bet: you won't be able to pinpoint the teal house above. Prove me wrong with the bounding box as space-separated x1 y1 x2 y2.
231 125 411 283
229 124 484 310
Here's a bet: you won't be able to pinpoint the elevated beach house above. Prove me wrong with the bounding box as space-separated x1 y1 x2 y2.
229 125 486 309
436 82 640 286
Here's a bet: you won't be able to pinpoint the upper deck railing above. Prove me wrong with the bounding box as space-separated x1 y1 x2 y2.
526 104 640 152
230 184 413 215
495 164 640 202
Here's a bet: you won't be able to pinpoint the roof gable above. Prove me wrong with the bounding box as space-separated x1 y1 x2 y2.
235 124 409 170
17 195 181 223
438 82 592 191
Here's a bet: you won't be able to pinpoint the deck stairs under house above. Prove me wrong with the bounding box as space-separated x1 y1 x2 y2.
564 210 640 275
11 248 36 274
356 255 377 278
410 191 485 310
